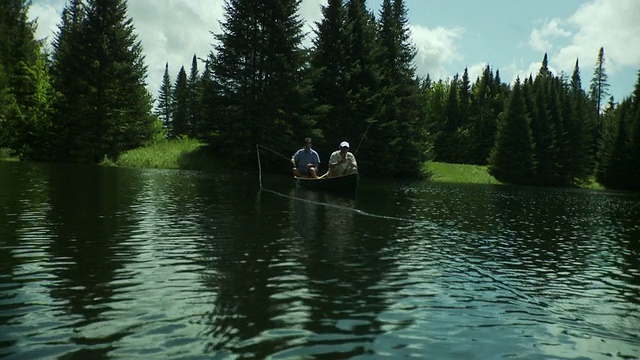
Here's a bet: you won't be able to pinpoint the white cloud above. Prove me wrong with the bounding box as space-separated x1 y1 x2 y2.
410 25 465 80
529 18 570 53
538 0 640 77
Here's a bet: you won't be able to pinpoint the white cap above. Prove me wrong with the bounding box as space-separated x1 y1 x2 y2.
340 141 349 148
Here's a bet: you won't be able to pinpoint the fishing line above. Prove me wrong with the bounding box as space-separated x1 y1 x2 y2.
256 144 291 190
258 187 417 222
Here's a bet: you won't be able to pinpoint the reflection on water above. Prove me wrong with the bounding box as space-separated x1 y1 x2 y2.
0 161 639 359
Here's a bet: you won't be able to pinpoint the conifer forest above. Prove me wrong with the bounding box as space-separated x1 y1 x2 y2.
1 0 639 190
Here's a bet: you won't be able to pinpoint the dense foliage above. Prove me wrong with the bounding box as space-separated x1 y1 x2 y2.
2 0 640 189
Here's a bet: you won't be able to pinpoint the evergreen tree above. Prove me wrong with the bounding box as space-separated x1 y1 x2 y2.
595 99 631 189
310 0 348 152
569 59 596 181
212 0 314 164
488 78 535 184
197 54 222 141
341 0 382 172
172 66 189 138
187 55 200 138
371 0 426 177
155 62 173 133
468 65 499 165
589 47 610 120
0 0 52 157
51 0 156 163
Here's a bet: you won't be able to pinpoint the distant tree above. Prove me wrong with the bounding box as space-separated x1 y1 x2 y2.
187 55 200 138
196 54 222 141
596 69 640 191
155 62 173 133
589 47 610 117
569 59 596 180
172 66 189 138
468 65 501 165
589 47 610 143
488 78 535 184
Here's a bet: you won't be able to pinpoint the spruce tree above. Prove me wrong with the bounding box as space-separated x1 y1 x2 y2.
172 66 189 138
372 0 426 177
0 0 52 158
51 0 155 163
311 0 349 153
212 0 314 164
155 62 173 133
187 55 200 138
589 47 610 120
488 78 535 184
341 0 382 172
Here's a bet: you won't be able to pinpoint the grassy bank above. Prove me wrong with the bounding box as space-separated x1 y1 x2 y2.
102 138 224 171
424 161 500 184
0 148 19 161
101 139 604 190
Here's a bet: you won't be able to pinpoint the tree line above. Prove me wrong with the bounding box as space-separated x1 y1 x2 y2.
1 0 639 191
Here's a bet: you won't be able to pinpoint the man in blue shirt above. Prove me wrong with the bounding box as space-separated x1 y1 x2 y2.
291 137 321 178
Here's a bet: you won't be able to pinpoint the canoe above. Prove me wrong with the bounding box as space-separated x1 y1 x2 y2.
295 172 359 193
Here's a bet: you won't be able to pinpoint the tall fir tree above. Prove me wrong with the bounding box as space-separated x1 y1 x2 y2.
310 0 349 153
0 0 53 158
187 55 200 138
51 0 156 163
172 66 189 138
371 0 426 177
155 62 173 133
341 0 382 172
212 0 314 165
488 78 535 184
589 47 610 148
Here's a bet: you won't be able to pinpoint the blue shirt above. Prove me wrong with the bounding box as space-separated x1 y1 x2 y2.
292 148 320 174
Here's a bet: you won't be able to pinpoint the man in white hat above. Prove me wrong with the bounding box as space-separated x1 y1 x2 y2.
326 141 357 178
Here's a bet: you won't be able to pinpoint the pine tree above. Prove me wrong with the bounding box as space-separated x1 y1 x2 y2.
212 0 313 164
590 47 610 119
197 54 222 141
311 0 348 152
468 65 499 165
155 62 173 133
187 55 200 138
488 78 535 184
51 0 155 163
172 66 189 138
0 0 52 157
341 0 382 171
569 59 596 181
371 0 426 177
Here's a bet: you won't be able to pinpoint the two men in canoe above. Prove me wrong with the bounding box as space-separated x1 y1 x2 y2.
291 138 357 178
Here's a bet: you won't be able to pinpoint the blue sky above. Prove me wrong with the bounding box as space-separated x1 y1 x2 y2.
30 0 640 103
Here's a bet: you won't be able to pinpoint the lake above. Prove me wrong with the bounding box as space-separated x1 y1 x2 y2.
1 161 639 359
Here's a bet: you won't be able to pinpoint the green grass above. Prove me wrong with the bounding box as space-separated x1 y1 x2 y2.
424 161 501 184
104 138 225 171
0 148 19 161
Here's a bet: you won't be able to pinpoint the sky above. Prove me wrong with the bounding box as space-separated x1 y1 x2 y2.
29 0 640 105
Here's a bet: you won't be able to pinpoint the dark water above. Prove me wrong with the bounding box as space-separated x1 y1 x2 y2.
1 161 639 359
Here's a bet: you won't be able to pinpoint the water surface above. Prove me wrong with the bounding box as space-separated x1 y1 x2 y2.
1 161 639 359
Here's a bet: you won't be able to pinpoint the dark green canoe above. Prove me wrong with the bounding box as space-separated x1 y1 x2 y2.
295 172 359 193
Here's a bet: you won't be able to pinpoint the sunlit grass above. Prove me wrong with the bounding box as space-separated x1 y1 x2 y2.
424 161 501 184
0 148 19 161
105 138 223 171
